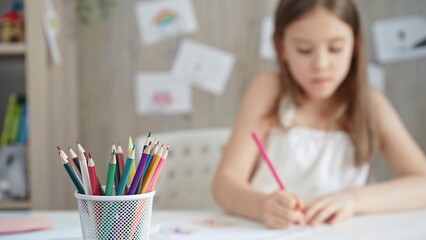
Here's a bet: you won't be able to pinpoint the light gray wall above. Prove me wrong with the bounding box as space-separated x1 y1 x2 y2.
77 0 426 184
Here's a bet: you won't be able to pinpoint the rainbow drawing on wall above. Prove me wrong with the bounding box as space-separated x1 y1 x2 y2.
152 9 180 28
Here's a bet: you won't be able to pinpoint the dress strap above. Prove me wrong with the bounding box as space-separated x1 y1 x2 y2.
279 97 295 128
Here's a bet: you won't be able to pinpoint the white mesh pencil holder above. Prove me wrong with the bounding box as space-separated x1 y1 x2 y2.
75 191 155 240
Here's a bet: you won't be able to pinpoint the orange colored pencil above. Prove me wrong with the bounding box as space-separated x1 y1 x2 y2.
147 145 169 192
141 143 163 193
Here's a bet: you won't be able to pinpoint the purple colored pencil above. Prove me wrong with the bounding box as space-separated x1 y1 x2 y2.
128 152 150 195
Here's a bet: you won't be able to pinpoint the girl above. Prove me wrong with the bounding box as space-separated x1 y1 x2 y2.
213 0 426 229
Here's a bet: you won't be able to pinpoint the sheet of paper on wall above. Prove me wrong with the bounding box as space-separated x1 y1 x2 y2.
135 0 198 45
368 63 385 92
43 0 62 65
135 73 192 115
260 17 276 61
171 39 236 95
373 16 426 63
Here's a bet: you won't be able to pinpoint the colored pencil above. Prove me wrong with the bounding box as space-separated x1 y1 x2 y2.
117 144 127 194
116 145 135 195
87 153 100 195
136 131 151 192
141 144 163 193
68 147 82 178
128 137 136 183
106 149 117 196
147 145 169 192
78 142 105 195
251 132 286 190
128 142 151 195
143 132 151 151
56 147 85 194
112 144 120 192
77 143 92 195
139 140 158 193
57 147 82 184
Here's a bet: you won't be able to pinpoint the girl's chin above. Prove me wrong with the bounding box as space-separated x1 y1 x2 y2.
306 89 336 100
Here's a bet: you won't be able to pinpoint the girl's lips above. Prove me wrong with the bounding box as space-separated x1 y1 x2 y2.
312 77 330 84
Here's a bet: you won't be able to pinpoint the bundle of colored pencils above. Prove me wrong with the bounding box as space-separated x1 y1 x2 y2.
56 132 169 196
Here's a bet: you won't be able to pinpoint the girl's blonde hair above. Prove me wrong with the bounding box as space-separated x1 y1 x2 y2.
272 0 378 165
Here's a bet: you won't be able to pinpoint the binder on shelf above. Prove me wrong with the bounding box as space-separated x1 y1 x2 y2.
1 93 27 147
1 93 18 147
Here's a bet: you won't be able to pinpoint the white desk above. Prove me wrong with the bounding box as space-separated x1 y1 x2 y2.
1 209 426 240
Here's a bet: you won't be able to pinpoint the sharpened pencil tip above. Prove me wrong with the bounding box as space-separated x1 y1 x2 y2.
57 146 61 151
148 131 151 137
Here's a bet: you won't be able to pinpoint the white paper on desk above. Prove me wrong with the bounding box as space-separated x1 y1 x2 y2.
171 39 236 95
135 72 192 115
367 63 385 92
260 16 276 61
135 0 198 45
372 16 426 63
150 214 327 240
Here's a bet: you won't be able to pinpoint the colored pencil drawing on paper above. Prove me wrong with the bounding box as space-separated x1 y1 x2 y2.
135 0 198 44
150 214 328 240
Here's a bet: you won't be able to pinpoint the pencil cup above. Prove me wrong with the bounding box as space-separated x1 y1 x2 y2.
75 190 155 240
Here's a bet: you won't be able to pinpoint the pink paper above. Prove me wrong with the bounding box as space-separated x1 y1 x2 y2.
0 216 53 234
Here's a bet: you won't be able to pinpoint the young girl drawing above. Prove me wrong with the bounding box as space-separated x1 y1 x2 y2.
213 0 426 228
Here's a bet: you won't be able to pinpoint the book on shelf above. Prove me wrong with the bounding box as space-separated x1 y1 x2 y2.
1 93 27 147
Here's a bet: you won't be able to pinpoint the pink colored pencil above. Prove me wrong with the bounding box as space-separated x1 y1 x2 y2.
251 132 286 190
146 145 168 192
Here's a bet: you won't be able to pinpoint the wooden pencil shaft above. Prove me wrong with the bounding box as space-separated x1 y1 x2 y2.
105 162 116 196
116 157 134 195
64 163 85 194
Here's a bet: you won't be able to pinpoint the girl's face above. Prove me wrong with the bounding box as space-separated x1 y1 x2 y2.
282 7 355 100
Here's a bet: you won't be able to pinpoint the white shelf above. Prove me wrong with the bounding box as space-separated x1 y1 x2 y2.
0 43 26 55
0 199 30 209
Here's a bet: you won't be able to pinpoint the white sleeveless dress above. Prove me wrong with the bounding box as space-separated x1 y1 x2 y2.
251 99 369 200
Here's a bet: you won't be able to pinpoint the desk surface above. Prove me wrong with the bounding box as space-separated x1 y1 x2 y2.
0 209 425 240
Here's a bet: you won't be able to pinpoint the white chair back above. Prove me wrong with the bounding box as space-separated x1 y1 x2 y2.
136 128 230 209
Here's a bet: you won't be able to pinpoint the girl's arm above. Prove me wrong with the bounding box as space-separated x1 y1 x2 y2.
214 73 305 228
350 90 426 213
213 72 279 221
305 90 426 225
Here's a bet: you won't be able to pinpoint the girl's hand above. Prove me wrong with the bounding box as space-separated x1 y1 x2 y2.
304 191 355 225
262 190 305 229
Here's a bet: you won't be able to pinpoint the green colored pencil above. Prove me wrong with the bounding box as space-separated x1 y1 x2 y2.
57 147 85 194
116 145 135 195
105 149 116 196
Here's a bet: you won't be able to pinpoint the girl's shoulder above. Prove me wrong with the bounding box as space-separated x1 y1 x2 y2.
244 72 284 126
248 71 283 98
369 89 392 115
251 71 280 84
368 89 399 135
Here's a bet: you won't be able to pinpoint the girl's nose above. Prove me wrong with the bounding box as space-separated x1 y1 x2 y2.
312 48 330 71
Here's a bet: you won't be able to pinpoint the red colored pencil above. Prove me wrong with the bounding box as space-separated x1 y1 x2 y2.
87 153 100 195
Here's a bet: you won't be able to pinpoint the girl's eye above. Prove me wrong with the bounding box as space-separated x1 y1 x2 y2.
297 48 312 55
329 46 342 53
